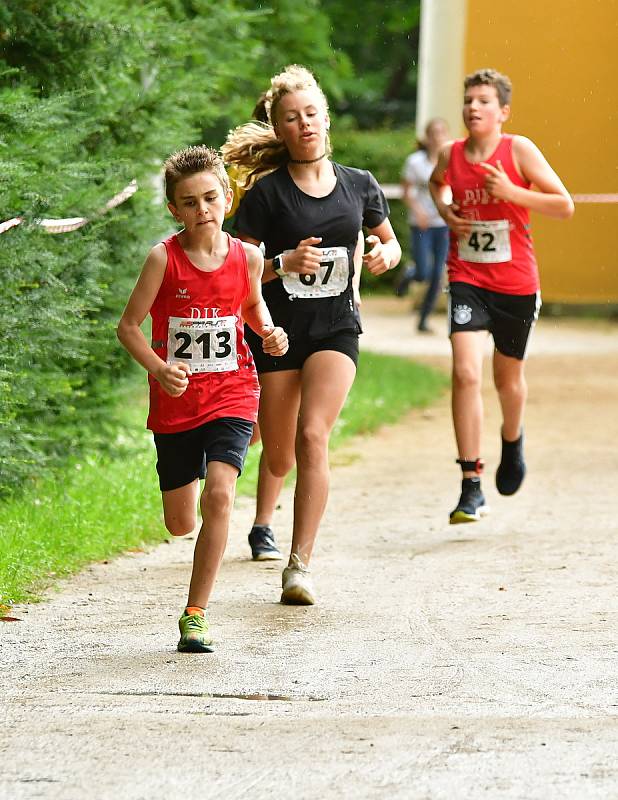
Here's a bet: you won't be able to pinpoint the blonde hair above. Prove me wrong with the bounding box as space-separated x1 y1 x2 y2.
222 64 330 191
164 145 229 203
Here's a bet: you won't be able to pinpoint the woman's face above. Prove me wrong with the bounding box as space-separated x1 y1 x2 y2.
426 120 449 150
274 88 329 158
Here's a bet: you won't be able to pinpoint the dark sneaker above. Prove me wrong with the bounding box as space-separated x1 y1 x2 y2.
394 264 416 297
496 431 526 496
177 608 214 653
450 478 490 524
248 525 283 561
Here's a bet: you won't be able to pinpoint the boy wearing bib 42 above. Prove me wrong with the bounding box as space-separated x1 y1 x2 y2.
429 69 574 524
117 146 288 652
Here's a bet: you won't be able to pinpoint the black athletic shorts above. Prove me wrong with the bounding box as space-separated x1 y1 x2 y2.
246 329 359 373
447 282 541 360
153 417 254 492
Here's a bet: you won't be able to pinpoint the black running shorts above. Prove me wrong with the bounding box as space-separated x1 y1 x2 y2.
153 417 254 491
245 329 359 373
448 281 541 360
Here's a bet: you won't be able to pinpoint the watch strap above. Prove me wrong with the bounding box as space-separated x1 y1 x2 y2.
272 254 286 278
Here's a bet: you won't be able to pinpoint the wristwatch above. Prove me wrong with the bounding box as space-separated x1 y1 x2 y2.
272 254 286 278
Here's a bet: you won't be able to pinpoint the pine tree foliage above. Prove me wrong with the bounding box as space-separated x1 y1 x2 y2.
0 1 354 495
0 0 418 496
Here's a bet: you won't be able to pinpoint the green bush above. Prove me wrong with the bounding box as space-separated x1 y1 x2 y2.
0 0 349 497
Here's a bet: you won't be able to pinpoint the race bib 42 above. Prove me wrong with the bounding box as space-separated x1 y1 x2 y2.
458 220 511 264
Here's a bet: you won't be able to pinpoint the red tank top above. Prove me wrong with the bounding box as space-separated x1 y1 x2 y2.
147 233 260 433
445 134 539 294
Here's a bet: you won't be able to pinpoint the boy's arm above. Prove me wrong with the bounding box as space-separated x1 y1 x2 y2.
116 244 191 397
480 136 575 219
241 242 288 356
429 143 472 236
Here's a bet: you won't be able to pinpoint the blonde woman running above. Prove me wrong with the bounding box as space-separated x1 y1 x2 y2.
223 65 401 605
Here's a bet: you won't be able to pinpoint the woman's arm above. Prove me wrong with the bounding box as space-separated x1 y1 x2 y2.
402 176 431 230
352 230 363 308
362 219 402 276
237 232 322 285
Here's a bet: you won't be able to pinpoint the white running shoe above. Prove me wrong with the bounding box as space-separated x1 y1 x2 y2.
281 553 315 605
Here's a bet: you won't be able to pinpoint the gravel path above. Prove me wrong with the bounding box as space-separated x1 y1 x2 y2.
2 298 617 800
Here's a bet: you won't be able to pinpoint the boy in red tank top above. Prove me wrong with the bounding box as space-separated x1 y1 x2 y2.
429 69 574 524
117 146 288 652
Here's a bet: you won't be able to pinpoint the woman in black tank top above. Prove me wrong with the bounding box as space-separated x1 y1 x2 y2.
223 65 401 605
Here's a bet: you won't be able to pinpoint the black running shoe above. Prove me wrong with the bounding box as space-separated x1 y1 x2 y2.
496 431 526 496
449 478 490 524
394 265 416 297
248 525 282 561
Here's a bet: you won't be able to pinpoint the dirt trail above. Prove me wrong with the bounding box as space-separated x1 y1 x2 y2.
2 298 617 799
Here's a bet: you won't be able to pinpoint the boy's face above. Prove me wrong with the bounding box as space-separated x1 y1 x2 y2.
463 84 510 135
168 170 232 232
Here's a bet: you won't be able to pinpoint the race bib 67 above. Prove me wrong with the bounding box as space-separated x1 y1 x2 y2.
281 246 349 298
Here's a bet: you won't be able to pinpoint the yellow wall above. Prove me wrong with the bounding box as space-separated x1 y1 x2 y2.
463 0 618 302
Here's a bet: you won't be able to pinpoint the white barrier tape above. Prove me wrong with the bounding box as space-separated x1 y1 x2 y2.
382 184 618 203
571 193 618 203
0 217 23 234
0 180 138 236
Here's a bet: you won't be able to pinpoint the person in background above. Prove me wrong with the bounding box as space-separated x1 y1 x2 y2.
396 118 450 333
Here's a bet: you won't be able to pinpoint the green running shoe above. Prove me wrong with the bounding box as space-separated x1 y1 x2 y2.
177 608 214 653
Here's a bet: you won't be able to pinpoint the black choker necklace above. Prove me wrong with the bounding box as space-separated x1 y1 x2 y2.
289 152 327 165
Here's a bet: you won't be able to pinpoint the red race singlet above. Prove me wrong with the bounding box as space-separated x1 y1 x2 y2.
147 233 260 434
445 134 539 295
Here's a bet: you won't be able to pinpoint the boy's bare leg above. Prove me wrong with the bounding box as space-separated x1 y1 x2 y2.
186 461 239 609
291 350 356 564
493 350 527 441
493 350 528 495
451 331 486 475
161 480 200 537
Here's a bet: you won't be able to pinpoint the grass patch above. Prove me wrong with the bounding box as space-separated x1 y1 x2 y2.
0 353 447 607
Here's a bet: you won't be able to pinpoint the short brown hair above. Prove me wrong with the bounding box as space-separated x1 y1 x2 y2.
464 68 512 107
163 145 229 203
